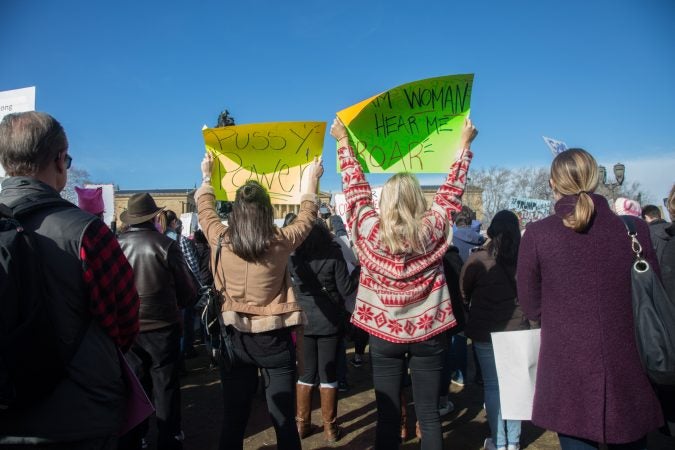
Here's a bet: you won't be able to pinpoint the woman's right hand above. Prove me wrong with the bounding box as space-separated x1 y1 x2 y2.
304 156 324 194
459 118 478 150
308 156 324 180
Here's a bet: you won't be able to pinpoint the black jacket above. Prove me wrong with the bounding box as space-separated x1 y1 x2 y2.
0 177 126 440
659 223 675 303
442 245 466 334
289 242 357 335
648 219 671 262
118 223 197 331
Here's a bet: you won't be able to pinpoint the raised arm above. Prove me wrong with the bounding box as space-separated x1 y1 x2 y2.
195 152 226 247
278 156 324 249
431 118 478 222
330 117 374 236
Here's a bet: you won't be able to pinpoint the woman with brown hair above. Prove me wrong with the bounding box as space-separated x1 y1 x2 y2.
517 148 663 449
196 153 323 450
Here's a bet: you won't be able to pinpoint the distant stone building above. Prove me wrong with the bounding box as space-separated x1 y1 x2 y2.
113 187 332 223
421 185 485 222
114 188 197 226
113 186 483 224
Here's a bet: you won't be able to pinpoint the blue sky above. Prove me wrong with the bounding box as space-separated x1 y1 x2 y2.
1 0 674 201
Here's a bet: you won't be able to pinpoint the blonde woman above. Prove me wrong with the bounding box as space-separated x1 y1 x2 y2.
517 149 663 449
330 117 477 450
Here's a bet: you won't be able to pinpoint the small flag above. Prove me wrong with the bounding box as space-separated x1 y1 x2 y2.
542 136 568 156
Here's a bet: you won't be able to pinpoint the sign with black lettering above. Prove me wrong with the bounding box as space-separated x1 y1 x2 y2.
337 75 473 173
203 122 326 203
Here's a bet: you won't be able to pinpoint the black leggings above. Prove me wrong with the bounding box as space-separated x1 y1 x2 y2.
298 334 338 385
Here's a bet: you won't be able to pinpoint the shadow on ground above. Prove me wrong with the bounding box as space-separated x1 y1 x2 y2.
140 341 675 450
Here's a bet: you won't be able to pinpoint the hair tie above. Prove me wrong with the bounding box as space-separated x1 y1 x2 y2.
577 190 589 196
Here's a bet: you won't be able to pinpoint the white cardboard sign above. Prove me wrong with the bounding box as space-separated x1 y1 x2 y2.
491 328 541 420
0 86 36 177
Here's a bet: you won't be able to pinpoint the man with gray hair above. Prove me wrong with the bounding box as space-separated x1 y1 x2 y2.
0 111 139 448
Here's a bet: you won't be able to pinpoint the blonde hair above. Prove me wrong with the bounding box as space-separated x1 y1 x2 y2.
378 173 428 254
668 184 675 221
550 148 599 232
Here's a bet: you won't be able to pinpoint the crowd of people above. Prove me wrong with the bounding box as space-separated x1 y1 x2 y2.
0 110 673 450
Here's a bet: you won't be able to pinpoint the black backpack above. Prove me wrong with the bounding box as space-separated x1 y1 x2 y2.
0 199 79 411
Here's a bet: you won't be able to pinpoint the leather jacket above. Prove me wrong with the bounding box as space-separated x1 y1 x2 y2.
118 223 198 331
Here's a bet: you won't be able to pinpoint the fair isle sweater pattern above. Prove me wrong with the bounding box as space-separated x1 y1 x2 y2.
338 146 473 343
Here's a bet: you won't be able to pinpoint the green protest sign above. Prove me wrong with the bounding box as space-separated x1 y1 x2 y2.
337 74 474 173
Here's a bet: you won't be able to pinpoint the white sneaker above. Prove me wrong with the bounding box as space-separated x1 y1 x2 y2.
507 445 520 450
484 437 497 450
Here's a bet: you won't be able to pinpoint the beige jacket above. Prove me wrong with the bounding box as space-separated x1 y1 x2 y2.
195 185 318 333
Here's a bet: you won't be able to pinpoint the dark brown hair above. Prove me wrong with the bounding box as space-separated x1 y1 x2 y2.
226 180 276 263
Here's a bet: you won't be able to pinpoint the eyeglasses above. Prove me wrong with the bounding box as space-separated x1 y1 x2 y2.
55 151 73 169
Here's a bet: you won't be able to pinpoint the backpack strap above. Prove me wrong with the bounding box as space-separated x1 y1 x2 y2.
9 196 75 218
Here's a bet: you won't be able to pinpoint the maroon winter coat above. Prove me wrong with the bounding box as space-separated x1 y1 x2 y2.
517 193 663 444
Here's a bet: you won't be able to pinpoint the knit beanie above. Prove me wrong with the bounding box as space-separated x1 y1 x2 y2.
75 186 104 215
614 197 641 217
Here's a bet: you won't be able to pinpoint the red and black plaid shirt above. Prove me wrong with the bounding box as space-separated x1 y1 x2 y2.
80 220 139 351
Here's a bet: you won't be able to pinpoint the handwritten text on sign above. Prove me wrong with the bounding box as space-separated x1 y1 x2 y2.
337 74 473 173
203 122 326 203
508 197 552 228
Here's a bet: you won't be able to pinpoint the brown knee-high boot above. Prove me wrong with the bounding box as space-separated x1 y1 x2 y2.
319 386 340 442
296 383 313 438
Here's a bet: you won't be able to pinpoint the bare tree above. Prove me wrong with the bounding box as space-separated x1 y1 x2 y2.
60 167 93 204
472 164 649 224
469 166 552 224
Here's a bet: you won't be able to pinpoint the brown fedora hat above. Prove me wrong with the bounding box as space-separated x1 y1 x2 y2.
120 193 165 225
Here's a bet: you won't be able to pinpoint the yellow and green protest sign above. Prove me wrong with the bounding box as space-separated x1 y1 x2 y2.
203 121 326 203
337 74 474 173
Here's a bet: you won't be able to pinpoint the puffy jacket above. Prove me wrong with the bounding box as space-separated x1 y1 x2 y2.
453 226 486 263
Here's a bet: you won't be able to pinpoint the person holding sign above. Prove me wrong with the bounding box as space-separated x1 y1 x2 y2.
196 152 324 450
331 116 477 450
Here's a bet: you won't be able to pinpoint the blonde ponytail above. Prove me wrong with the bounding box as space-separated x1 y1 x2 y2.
550 149 599 232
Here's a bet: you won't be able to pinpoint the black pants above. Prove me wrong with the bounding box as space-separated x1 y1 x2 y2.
0 436 117 450
219 331 300 450
370 334 446 450
122 324 183 450
352 325 369 355
298 334 338 385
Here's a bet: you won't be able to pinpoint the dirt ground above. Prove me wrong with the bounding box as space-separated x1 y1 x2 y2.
148 342 674 450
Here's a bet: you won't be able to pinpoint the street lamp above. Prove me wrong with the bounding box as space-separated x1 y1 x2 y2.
597 163 625 201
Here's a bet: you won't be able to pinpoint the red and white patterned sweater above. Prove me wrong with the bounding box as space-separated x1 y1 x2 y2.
338 145 473 343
